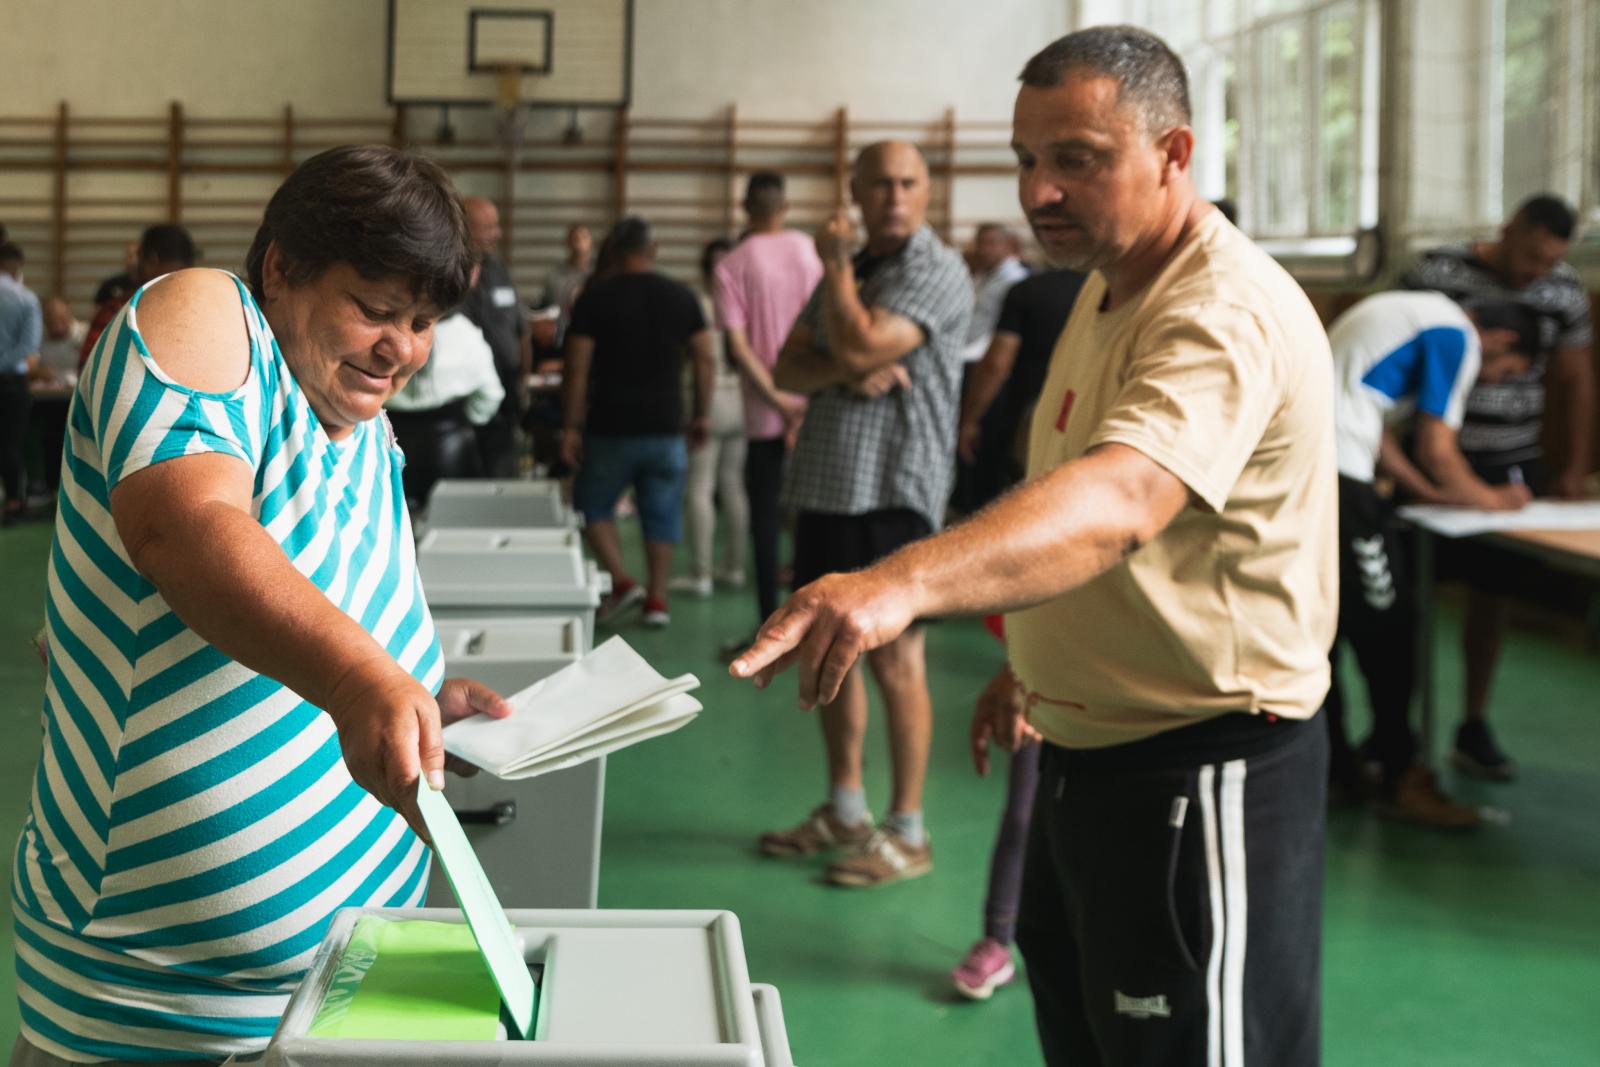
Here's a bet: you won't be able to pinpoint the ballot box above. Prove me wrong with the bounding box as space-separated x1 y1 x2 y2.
429 615 603 909
418 527 582 556
263 907 797 1066
420 532 608 650
426 479 576 530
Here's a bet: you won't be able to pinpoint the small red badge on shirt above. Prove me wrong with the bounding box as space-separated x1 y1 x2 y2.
1054 389 1076 432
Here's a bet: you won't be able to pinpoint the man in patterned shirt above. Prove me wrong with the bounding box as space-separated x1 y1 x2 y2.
1403 194 1595 779
758 140 971 887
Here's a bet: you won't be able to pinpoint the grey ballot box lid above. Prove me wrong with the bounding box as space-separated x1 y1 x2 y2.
264 906 795 1066
419 539 608 611
426 479 577 530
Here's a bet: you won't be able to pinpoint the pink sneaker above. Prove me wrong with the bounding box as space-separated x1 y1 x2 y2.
951 937 1016 1001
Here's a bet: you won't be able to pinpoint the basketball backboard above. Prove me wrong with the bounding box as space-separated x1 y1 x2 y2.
387 0 632 108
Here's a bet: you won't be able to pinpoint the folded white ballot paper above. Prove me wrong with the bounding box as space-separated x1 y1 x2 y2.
443 636 702 779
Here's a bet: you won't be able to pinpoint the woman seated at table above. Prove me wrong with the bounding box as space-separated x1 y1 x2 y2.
9 144 511 1067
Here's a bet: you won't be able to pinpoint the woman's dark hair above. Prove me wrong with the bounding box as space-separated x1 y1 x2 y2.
700 236 734 283
245 144 474 310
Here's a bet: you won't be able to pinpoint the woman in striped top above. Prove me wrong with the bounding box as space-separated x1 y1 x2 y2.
10 145 511 1065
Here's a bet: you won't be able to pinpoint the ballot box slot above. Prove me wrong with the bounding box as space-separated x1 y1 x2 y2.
455 800 517 826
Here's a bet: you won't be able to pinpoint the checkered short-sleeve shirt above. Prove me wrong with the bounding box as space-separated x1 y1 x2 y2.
783 225 972 528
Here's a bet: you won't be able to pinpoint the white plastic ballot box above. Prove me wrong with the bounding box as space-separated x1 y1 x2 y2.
262 907 797 1066
418 527 582 556
426 479 576 530
420 534 608 649
430 616 602 909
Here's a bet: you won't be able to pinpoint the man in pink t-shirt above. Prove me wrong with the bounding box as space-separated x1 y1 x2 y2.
714 171 825 646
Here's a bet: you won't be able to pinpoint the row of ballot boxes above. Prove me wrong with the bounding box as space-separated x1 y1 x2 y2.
263 479 796 1064
417 482 608 910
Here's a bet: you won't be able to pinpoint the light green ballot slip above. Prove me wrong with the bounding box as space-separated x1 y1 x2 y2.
416 776 540 1039
308 916 503 1040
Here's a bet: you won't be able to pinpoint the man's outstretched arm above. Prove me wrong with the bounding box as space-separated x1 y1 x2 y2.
731 442 1190 707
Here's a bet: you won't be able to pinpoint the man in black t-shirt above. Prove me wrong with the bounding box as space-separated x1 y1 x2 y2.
461 196 531 477
562 217 714 628
957 267 1087 507
1403 194 1595 780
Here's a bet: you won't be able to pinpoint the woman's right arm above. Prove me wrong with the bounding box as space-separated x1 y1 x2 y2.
107 271 449 839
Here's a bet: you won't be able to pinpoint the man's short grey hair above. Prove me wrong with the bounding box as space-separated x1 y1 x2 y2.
1019 26 1191 135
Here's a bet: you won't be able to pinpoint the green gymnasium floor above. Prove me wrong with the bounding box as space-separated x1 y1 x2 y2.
2 517 1597 1065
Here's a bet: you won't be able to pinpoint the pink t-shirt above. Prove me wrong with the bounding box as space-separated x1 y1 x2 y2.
713 229 824 440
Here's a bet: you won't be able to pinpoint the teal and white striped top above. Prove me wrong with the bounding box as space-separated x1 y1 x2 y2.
12 271 443 1061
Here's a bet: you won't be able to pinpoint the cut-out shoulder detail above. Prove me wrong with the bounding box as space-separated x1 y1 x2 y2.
131 268 252 395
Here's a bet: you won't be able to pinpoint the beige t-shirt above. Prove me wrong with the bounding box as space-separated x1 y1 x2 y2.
1006 210 1338 749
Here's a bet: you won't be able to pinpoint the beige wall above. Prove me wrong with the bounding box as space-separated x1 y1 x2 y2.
0 0 390 116
2 0 1067 120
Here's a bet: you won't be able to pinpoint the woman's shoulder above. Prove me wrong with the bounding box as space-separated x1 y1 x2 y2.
129 269 253 394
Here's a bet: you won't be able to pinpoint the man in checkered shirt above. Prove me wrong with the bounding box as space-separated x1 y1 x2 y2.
757 140 972 888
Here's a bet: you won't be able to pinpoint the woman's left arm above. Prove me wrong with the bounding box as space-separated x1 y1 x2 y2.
109 273 506 840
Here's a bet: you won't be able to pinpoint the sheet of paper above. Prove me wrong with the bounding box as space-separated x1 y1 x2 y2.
1399 500 1600 538
497 696 702 780
308 917 503 1040
443 635 699 775
416 779 535 1040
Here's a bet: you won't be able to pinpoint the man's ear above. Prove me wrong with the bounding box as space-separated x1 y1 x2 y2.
1160 126 1195 184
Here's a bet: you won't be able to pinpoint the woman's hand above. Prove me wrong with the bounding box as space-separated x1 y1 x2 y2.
323 661 452 843
436 677 514 778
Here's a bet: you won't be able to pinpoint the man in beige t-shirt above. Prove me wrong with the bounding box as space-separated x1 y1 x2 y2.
732 26 1335 1066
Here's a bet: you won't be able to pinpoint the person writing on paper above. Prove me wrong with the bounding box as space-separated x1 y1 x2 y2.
1324 290 1532 829
9 145 513 1067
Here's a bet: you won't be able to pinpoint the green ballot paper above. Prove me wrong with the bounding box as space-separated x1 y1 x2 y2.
308 917 502 1040
416 777 538 1040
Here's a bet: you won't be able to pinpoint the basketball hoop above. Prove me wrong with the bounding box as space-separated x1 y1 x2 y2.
495 64 530 152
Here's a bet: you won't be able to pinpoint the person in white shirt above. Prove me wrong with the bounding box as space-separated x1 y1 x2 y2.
386 304 504 511
1326 289 1532 829
960 224 1030 364
32 297 86 388
952 225 1030 511
25 297 87 498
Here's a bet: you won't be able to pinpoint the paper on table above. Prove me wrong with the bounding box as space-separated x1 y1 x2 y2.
443 635 700 778
1399 500 1600 538
416 779 535 1040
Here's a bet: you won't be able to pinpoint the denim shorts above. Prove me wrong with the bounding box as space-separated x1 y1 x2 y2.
573 434 688 543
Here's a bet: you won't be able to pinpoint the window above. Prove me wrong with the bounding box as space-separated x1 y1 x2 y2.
1406 0 1595 240
1077 0 1380 244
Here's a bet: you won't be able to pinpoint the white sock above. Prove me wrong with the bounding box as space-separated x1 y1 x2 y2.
830 785 868 827
884 810 925 846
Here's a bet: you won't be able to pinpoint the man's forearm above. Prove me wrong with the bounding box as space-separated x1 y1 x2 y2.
562 351 590 428
774 343 854 395
1564 350 1595 476
1376 432 1445 503
727 330 790 411
961 342 1017 426
819 264 870 368
876 445 1185 618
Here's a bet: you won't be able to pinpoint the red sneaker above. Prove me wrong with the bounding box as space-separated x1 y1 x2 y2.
641 596 670 628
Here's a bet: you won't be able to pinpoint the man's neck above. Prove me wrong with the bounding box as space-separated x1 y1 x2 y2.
567 253 590 270
1100 193 1205 310
746 216 785 235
